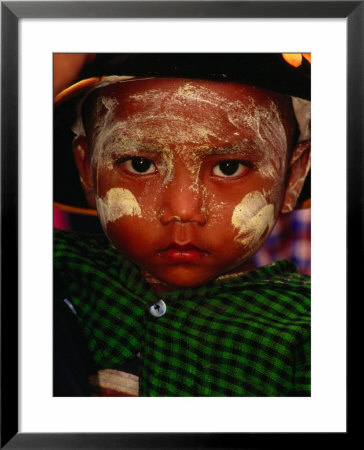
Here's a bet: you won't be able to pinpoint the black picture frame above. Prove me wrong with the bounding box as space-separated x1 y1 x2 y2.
1 1 360 448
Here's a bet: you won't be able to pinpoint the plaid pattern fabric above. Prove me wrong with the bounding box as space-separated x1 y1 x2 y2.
253 209 311 275
54 229 310 397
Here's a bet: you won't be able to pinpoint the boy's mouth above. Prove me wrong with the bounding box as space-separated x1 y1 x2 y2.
158 243 207 264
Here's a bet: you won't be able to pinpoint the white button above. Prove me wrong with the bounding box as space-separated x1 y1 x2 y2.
149 299 167 317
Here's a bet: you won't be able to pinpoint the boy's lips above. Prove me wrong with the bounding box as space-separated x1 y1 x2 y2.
158 243 208 264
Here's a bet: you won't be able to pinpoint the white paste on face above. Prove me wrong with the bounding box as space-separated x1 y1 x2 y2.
87 80 289 228
96 187 142 229
90 81 287 183
231 191 275 249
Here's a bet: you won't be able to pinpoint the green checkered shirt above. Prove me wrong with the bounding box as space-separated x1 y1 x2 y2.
54 229 310 396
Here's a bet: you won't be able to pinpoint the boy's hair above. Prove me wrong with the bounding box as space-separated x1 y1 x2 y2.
54 53 311 210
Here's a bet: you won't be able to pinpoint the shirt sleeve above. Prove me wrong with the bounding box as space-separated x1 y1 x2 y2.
291 337 311 396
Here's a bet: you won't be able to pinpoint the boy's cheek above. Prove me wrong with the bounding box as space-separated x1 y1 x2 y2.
95 187 143 230
230 190 277 253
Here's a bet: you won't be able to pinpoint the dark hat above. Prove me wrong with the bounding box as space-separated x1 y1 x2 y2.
54 53 311 212
77 53 311 99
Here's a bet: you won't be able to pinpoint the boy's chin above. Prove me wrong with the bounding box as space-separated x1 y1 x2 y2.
144 267 220 292
142 261 253 292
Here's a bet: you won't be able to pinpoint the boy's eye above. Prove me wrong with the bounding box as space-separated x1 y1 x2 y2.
212 160 249 178
121 157 156 175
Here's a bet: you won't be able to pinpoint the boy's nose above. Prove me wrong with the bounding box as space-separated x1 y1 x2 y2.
158 174 208 226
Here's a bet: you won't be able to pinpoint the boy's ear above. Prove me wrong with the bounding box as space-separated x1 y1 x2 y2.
72 135 96 208
281 140 311 213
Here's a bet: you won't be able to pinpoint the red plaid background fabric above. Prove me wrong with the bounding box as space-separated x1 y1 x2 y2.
252 209 311 275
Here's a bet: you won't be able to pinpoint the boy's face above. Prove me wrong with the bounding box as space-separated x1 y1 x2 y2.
76 78 306 289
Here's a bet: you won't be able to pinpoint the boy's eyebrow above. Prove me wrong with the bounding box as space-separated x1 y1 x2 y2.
104 138 167 155
129 143 166 154
102 132 267 158
205 142 265 158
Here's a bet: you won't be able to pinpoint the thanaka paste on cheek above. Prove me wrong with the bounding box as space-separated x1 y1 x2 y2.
231 191 275 250
96 187 142 229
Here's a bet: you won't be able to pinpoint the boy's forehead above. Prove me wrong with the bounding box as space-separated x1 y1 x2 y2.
84 78 288 171
91 78 288 133
97 77 280 110
86 77 291 165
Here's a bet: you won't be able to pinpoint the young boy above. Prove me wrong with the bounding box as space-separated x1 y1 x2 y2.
54 53 311 397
